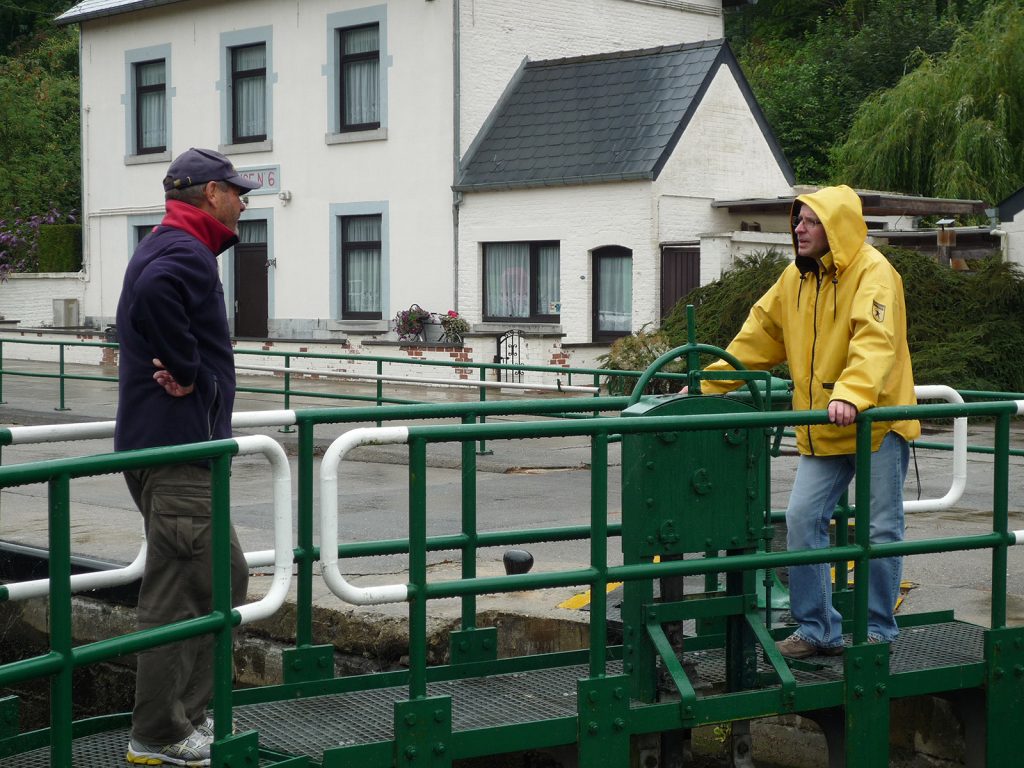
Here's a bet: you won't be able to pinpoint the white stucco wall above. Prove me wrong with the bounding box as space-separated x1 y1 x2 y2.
1002 211 1024 267
457 181 656 344
458 0 725 156
76 0 455 335
70 0 730 342
0 275 86 328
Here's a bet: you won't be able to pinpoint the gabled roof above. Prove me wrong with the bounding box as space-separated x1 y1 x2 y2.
55 0 185 26
998 186 1024 222
455 39 792 192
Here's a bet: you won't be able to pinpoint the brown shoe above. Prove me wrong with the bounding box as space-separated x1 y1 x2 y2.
775 635 844 659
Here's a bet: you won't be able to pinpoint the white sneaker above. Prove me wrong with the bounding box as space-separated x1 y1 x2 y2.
193 716 214 741
126 728 211 766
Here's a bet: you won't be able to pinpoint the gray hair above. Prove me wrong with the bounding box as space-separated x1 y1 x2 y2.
164 180 235 205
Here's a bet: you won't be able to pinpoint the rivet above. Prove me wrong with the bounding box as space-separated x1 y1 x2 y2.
405 714 418 727
434 709 446 723
853 686 864 699
404 746 417 760
614 717 626 731
876 683 887 695
433 742 447 755
588 721 599 734
614 687 625 700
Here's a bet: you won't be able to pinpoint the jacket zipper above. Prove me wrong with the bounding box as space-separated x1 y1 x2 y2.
807 270 823 455
208 376 220 440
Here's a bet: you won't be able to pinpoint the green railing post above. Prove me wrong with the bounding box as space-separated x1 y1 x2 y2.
376 360 384 426
991 411 1010 629
282 418 334 684
589 431 609 678
460 418 478 630
48 472 73 768
210 453 235 740
279 354 294 433
56 344 70 411
408 436 429 700
852 417 873 645
0 339 6 405
477 368 491 456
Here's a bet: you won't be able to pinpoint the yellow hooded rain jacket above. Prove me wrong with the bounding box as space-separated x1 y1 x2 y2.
702 185 920 456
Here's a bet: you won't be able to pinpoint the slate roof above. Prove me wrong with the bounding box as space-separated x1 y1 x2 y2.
55 0 185 26
998 186 1024 222
455 40 792 192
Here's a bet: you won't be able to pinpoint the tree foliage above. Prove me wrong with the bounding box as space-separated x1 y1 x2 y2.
604 246 1024 394
832 0 1024 201
728 0 989 185
0 26 80 234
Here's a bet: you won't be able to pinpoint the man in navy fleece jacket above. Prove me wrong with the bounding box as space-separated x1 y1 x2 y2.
116 148 260 768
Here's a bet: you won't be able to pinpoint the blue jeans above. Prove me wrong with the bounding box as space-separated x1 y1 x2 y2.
786 432 909 647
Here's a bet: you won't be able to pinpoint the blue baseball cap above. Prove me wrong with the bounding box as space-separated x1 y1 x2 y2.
163 147 262 192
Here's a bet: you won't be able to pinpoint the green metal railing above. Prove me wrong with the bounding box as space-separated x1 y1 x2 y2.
1 395 1022 766
0 335 680 413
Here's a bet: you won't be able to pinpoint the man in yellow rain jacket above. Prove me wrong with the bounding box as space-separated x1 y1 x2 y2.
701 184 920 659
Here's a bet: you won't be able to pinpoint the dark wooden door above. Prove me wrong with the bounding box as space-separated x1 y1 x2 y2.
660 246 700 320
234 242 268 338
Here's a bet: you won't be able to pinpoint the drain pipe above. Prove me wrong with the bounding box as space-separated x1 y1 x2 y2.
452 0 462 312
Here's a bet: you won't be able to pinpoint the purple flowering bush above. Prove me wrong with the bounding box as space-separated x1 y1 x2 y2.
0 208 77 282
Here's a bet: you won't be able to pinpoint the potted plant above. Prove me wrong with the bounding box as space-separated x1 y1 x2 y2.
393 304 430 341
440 310 470 343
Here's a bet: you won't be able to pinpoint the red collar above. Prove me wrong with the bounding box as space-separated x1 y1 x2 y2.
161 199 238 254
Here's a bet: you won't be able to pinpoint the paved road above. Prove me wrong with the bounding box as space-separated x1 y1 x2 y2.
2 361 1023 630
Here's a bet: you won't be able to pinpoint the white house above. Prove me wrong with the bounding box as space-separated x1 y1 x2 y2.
53 0 794 371
997 186 1024 266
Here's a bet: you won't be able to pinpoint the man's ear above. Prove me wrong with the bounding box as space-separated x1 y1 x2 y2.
202 181 219 204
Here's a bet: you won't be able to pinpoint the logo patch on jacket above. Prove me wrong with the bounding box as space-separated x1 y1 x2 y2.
871 301 886 323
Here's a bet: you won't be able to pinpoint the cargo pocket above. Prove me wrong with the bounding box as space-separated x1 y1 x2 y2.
148 477 212 560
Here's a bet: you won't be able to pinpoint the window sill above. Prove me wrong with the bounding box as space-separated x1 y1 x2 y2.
326 127 388 145
327 319 388 333
220 140 273 155
125 151 171 166
473 323 563 335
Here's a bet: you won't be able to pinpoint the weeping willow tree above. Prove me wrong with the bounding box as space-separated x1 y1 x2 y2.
832 0 1024 202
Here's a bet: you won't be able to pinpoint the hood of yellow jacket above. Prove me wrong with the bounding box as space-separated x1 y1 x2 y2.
790 184 867 276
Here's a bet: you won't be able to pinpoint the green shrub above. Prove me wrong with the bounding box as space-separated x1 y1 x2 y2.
613 244 1024 394
36 224 82 272
597 325 685 396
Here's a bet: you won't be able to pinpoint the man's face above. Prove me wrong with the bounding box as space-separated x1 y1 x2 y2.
207 181 247 232
793 203 829 259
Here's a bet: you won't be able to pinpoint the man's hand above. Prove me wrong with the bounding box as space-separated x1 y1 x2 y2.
152 358 194 397
679 386 689 394
827 399 857 427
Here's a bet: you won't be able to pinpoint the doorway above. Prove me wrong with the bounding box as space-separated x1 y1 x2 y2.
234 220 268 338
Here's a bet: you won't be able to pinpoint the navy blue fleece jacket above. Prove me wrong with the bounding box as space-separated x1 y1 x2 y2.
114 200 238 452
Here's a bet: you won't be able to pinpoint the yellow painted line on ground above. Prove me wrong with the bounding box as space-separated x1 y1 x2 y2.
558 581 623 610
558 556 659 610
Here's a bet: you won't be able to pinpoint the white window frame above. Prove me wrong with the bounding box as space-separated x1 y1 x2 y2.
329 202 390 325
325 6 389 144
123 44 172 164
219 27 274 154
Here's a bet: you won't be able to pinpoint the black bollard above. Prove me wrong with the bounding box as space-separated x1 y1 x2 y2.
502 549 534 575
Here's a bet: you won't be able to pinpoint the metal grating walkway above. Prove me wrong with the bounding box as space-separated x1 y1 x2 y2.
1 622 987 767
